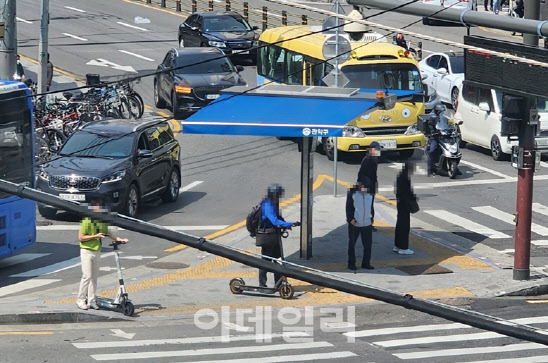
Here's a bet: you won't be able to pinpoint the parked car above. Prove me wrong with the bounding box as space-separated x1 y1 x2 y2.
454 83 548 160
178 11 259 62
419 52 464 109
36 119 181 218
422 0 471 25
154 47 247 119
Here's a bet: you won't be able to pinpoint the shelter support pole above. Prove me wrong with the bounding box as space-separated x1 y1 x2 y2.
523 0 540 46
300 137 313 259
38 0 49 94
0 0 16 80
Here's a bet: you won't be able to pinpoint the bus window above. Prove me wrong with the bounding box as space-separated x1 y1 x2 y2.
287 52 304 85
342 63 422 90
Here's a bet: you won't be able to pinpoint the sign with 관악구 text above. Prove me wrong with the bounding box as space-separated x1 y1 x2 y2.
464 35 548 99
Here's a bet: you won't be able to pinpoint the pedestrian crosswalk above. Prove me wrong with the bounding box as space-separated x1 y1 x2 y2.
345 316 548 362
72 332 358 362
423 203 548 251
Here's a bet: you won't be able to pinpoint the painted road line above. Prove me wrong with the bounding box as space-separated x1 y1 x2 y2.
74 332 310 349
0 253 50 268
461 356 548 363
0 279 61 297
0 331 53 336
63 33 88 41
11 252 115 277
533 202 548 217
499 249 515 253
395 342 544 360
16 17 33 24
424 210 511 239
37 224 227 231
540 161 548 168
119 50 154 62
120 0 190 18
473 206 548 236
116 21 149 31
90 341 332 360
222 322 253 332
345 322 466 338
532 240 548 246
459 160 513 179
374 331 502 347
173 352 358 363
180 180 203 192
64 6 86 12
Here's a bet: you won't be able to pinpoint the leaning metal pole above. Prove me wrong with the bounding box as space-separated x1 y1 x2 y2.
3 179 548 344
0 0 16 80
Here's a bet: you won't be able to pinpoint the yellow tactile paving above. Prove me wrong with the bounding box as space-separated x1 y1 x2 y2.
0 331 54 336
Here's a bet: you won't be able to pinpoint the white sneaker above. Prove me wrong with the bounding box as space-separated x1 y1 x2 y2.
76 300 88 310
393 247 400 252
398 249 415 255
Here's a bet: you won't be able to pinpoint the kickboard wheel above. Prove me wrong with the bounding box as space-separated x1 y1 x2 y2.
229 278 244 294
279 284 294 300
123 302 135 316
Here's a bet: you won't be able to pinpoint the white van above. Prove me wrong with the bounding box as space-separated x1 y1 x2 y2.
454 83 548 160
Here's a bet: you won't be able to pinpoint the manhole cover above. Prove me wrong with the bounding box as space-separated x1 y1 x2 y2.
146 262 189 269
396 264 452 276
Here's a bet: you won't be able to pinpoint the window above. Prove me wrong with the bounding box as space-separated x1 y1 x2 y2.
426 55 441 69
145 127 161 150
137 133 148 151
438 56 448 71
286 53 304 85
157 123 174 146
341 63 422 91
462 83 479 104
175 53 234 74
185 14 197 27
60 132 135 158
478 87 494 110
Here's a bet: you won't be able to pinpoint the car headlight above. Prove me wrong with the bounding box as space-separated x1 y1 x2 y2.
428 91 439 103
252 40 258 47
405 124 421 135
38 168 49 181
102 171 126 184
342 126 365 138
208 40 226 48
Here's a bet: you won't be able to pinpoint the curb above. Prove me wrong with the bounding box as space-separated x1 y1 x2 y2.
0 311 129 325
499 284 548 297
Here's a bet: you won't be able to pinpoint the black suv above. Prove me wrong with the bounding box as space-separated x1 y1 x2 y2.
154 47 246 119
36 119 181 218
178 11 259 62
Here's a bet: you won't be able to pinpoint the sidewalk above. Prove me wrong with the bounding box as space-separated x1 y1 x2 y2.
1 192 548 324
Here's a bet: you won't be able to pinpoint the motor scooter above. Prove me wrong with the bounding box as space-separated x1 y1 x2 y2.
426 120 463 179
229 229 294 300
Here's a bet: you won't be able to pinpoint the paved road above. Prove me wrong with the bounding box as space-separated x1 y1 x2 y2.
5 0 548 300
3 297 548 362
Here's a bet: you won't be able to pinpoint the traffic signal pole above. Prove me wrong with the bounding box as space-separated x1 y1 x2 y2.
0 0 17 80
514 0 541 280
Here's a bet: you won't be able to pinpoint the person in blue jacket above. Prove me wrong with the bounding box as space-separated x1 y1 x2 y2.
256 184 300 287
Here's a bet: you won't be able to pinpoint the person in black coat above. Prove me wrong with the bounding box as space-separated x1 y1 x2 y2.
394 160 416 255
357 141 381 228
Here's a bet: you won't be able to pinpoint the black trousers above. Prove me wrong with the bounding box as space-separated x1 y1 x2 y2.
348 224 372 266
259 237 282 286
395 203 410 250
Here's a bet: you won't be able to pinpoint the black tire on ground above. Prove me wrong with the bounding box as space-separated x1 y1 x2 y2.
38 205 57 219
448 159 458 179
154 80 166 108
451 87 459 109
172 92 182 119
125 183 140 218
399 149 415 160
422 17 430 25
131 92 145 119
490 135 507 161
162 169 180 203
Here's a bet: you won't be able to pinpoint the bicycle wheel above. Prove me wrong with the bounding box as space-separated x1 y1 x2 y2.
127 95 143 119
119 98 132 119
45 128 66 150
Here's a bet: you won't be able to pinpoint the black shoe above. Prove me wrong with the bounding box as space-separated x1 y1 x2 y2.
362 264 374 270
348 264 357 271
259 283 267 287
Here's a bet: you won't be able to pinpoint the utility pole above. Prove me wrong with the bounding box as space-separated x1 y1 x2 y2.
0 0 17 80
513 0 541 281
38 0 49 94
333 0 341 197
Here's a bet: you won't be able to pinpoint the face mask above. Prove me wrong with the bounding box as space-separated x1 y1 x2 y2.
373 150 381 157
17 60 20 64
360 187 367 192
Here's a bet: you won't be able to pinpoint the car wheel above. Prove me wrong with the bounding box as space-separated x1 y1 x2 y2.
422 17 430 25
399 149 415 160
451 87 459 109
171 92 182 119
162 169 180 203
179 37 185 48
38 205 57 219
490 135 507 161
323 137 345 161
154 80 166 108
125 184 140 217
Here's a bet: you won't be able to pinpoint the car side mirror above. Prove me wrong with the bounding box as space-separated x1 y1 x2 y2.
236 65 244 72
458 120 464 125
478 102 491 113
437 68 448 75
252 26 259 31
190 26 199 31
137 149 153 158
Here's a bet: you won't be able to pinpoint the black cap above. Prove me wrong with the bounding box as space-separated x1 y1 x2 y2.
369 141 382 149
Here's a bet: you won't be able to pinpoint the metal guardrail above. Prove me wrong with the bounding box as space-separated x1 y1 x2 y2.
138 0 323 28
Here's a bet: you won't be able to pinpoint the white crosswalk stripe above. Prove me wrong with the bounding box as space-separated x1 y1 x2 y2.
73 332 358 362
424 210 511 239
350 316 548 362
473 206 548 236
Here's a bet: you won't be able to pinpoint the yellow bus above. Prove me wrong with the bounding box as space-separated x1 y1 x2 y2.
257 25 426 160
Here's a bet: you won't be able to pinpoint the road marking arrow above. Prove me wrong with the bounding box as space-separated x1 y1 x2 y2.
86 58 137 73
120 256 157 261
110 329 135 340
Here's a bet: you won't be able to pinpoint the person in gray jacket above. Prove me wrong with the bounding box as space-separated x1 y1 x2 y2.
345 182 374 271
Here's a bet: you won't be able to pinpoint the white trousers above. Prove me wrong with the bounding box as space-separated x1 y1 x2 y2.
77 248 100 303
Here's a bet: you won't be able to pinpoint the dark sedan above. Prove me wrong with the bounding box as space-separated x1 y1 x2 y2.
154 47 247 119
36 119 181 218
178 11 259 62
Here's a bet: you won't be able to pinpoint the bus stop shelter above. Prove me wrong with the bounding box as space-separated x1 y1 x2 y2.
181 84 383 258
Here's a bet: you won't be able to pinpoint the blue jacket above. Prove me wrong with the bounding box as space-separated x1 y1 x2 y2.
261 198 293 229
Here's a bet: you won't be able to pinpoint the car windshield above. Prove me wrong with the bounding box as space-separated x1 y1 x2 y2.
342 63 423 91
449 57 464 74
176 54 234 74
538 99 548 112
60 131 134 158
203 15 251 32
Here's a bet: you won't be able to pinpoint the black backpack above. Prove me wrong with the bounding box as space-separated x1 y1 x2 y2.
246 202 263 238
